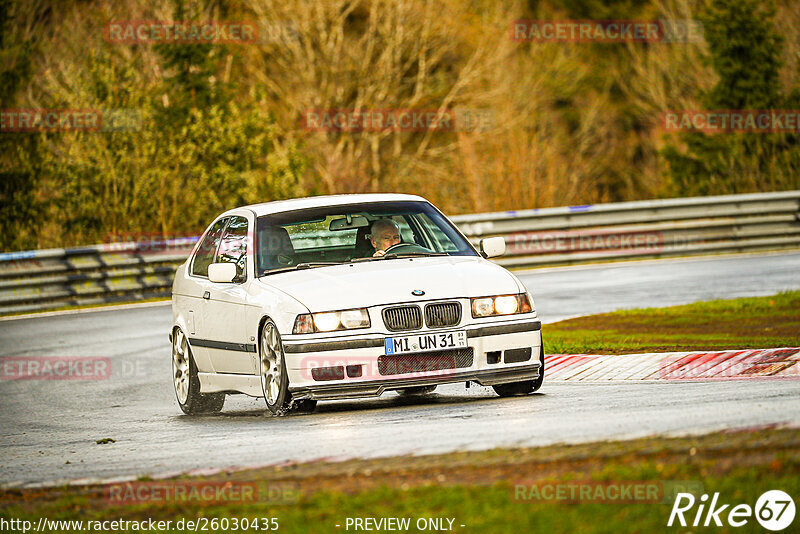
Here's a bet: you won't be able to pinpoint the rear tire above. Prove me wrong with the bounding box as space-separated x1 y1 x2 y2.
493 344 545 397
172 328 225 414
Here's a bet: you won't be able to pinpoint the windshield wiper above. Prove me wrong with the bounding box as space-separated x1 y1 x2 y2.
349 254 400 263
295 261 342 269
349 251 448 263
394 252 449 257
260 262 343 276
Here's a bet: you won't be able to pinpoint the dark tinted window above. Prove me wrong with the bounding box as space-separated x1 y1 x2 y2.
191 217 228 277
215 216 249 282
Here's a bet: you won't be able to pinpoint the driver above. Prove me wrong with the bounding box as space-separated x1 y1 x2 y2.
369 219 401 257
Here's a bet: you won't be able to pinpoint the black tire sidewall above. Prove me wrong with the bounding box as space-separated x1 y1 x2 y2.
174 328 224 415
493 342 544 397
173 329 196 414
531 342 545 392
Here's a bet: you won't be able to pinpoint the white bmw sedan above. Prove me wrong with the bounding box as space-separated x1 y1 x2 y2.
171 194 543 415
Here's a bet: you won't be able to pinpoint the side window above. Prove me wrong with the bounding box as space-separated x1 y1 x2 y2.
215 216 249 282
191 218 228 277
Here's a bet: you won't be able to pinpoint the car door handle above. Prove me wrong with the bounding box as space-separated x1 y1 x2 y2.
203 291 210 300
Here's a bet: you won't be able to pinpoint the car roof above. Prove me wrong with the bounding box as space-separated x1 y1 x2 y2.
233 193 430 217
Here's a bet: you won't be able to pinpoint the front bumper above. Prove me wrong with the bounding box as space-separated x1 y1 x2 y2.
289 364 541 401
282 318 542 401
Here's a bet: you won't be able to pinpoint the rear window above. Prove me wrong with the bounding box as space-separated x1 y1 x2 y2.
284 217 359 250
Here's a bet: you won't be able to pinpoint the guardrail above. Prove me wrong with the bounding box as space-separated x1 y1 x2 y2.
450 190 800 269
1 191 798 315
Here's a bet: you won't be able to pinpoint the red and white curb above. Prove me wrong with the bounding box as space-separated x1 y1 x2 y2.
544 347 800 381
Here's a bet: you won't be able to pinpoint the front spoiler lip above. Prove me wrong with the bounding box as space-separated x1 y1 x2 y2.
288 363 541 401
283 319 542 354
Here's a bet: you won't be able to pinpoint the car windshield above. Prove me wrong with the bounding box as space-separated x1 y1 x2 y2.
256 201 477 276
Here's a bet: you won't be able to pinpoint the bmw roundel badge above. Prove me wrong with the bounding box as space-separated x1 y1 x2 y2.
411 289 425 296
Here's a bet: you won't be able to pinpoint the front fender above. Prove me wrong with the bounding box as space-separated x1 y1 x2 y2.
245 280 311 346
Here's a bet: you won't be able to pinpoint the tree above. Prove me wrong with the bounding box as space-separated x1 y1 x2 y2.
20 0 305 248
145 0 305 237
0 0 40 251
662 0 800 195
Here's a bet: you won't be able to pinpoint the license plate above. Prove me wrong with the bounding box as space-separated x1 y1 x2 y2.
384 330 467 355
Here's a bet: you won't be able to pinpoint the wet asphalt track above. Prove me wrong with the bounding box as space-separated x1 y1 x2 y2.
1 252 799 486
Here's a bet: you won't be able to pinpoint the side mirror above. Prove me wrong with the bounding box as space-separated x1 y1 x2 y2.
208 263 237 283
480 236 506 258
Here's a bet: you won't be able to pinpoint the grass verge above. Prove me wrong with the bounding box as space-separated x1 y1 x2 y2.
1 428 798 533
544 290 800 355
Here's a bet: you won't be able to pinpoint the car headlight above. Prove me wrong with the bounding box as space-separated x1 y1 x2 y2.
471 293 533 318
293 308 371 334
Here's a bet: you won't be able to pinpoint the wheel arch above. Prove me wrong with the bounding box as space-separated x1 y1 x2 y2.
257 314 275 351
171 309 192 344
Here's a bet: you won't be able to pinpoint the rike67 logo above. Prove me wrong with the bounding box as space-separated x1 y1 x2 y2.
668 490 795 531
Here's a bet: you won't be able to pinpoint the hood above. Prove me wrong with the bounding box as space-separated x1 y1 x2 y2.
256 256 521 311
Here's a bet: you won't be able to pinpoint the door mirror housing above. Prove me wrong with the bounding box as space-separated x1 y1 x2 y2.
208 263 237 283
480 236 506 258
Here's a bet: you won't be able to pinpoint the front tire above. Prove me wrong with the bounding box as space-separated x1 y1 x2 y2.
493 344 545 397
172 328 225 414
260 320 317 415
